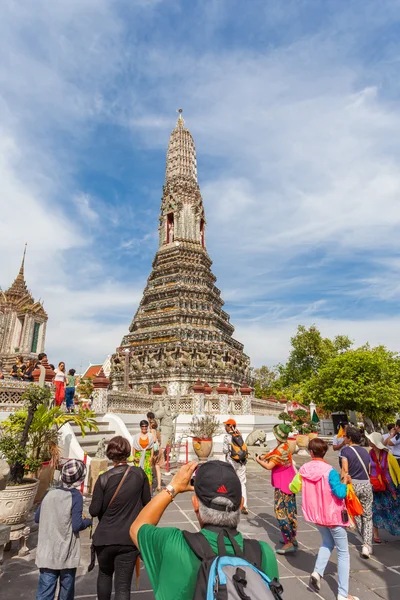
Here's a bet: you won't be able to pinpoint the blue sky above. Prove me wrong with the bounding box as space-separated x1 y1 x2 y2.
1 0 400 370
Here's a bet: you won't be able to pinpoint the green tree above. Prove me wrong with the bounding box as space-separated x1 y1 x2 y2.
306 345 400 423
252 365 279 399
279 325 352 386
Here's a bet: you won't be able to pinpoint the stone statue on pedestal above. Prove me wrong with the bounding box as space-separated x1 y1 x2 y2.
153 399 179 448
95 438 107 459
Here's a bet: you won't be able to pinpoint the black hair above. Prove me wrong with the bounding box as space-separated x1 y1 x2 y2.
345 426 361 444
387 423 395 431
140 420 149 427
49 364 55 370
68 369 76 376
38 353 47 361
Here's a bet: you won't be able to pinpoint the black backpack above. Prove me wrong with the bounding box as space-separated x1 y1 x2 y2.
183 528 284 600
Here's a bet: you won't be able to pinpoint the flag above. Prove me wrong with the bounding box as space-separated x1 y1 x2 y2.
311 409 320 424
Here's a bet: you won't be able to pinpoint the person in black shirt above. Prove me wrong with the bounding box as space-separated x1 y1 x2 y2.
9 355 26 379
23 359 36 382
89 436 151 600
341 427 372 559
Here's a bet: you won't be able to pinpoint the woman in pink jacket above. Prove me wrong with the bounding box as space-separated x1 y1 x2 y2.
290 438 358 600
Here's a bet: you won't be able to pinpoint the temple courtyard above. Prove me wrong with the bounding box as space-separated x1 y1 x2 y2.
2 448 400 600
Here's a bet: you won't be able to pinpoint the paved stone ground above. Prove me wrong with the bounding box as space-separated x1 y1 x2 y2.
2 449 400 600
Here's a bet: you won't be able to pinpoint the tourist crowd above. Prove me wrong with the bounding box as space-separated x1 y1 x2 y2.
33 417 400 600
6 353 79 412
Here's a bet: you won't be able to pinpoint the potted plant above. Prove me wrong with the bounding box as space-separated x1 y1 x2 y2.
0 384 50 540
292 409 312 452
308 422 319 440
189 415 221 461
1 404 98 503
77 377 94 409
278 412 296 454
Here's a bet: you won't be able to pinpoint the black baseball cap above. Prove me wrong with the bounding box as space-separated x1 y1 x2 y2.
194 460 242 512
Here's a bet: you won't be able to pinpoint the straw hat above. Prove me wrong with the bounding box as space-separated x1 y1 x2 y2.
365 431 386 450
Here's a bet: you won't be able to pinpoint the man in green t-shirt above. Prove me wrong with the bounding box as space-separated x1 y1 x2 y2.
130 460 279 600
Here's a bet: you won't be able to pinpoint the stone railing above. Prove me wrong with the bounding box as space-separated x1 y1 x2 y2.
0 379 31 412
106 390 279 416
0 378 55 413
251 397 282 416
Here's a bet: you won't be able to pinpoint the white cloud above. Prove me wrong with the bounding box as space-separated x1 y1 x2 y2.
236 317 400 369
73 193 99 222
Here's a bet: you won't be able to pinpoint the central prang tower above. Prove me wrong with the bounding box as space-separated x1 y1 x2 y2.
111 111 251 395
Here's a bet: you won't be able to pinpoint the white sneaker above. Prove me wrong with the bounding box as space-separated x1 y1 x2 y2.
310 572 321 591
361 544 370 558
338 595 360 600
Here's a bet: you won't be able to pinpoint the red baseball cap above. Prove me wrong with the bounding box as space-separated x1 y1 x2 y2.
223 418 237 426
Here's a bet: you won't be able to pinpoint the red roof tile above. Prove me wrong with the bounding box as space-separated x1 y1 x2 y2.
82 364 102 379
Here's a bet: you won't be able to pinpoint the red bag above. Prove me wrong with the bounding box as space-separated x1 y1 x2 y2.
346 483 363 518
370 449 389 492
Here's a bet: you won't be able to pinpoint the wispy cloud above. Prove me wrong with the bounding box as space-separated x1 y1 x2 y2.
1 0 400 368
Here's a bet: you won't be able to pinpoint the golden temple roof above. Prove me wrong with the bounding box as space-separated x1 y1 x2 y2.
0 246 47 318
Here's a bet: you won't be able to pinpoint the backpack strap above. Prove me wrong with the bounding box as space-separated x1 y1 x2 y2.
182 531 216 561
243 538 263 570
218 529 245 558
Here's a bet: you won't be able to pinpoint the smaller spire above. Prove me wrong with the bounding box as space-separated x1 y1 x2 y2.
19 243 27 277
5 243 30 300
177 108 184 127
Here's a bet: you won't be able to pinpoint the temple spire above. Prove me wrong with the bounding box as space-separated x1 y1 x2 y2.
6 244 30 300
165 109 198 184
20 243 27 277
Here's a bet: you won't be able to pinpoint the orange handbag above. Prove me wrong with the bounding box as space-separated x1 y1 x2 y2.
346 483 363 518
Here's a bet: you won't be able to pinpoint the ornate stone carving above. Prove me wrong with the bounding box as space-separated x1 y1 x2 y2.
0 479 39 529
153 399 179 448
95 438 107 459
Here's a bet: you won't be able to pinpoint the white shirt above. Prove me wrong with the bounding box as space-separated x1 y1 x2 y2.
333 435 345 457
388 434 400 457
54 370 67 383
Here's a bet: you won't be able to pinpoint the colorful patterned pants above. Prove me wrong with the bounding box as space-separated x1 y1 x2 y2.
274 488 297 543
352 481 373 547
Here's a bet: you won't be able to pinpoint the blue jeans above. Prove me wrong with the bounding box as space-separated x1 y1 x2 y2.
315 525 349 597
65 387 75 410
36 568 76 600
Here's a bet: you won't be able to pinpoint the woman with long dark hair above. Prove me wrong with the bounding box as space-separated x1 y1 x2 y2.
53 361 67 407
23 359 36 382
89 436 151 600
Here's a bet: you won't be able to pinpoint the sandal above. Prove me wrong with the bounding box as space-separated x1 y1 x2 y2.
373 537 382 544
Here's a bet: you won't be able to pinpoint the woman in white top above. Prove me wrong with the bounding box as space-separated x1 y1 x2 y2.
54 361 67 407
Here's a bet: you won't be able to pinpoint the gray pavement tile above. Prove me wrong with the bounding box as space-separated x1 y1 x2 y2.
371 584 400 600
276 549 318 577
350 565 400 588
369 545 400 568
